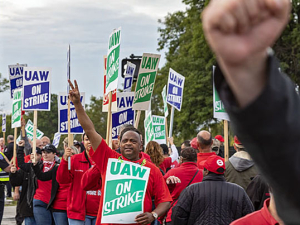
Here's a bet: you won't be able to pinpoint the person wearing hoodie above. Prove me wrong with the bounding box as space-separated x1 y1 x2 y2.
225 136 257 190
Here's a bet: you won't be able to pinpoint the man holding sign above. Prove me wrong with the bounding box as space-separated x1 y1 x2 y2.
68 80 171 225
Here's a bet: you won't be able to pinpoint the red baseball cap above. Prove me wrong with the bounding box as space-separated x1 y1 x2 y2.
215 135 224 143
234 135 244 148
204 155 225 174
190 137 198 149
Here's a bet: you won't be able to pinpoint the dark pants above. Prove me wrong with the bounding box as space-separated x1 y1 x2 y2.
0 184 5 224
16 197 24 225
5 181 12 197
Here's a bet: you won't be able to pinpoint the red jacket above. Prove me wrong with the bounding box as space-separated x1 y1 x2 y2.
81 166 102 217
231 199 278 225
56 151 97 221
164 162 203 222
91 140 172 225
197 152 216 169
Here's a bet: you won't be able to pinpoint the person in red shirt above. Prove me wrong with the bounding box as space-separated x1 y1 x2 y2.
196 130 216 169
231 192 284 225
68 80 172 225
57 133 100 225
145 138 178 174
164 147 203 225
33 144 57 225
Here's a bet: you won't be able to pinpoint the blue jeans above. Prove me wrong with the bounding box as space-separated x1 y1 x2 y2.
85 215 96 225
24 216 37 225
53 211 68 225
33 199 52 225
68 218 85 225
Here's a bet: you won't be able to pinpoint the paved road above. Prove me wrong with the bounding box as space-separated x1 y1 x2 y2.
2 205 17 225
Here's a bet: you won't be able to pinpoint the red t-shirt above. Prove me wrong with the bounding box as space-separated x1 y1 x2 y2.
170 160 180 169
164 162 203 222
197 152 216 169
91 140 172 225
230 199 277 225
160 157 172 174
34 163 55 204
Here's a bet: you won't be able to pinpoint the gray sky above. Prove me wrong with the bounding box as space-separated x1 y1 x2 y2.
0 0 186 113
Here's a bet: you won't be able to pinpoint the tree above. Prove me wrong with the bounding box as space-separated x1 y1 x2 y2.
154 0 300 144
0 73 9 93
154 0 214 142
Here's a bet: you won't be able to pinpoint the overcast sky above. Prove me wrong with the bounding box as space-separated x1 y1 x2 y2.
0 0 186 113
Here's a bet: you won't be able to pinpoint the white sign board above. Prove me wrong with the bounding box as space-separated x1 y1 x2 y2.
52 132 61 148
23 67 51 111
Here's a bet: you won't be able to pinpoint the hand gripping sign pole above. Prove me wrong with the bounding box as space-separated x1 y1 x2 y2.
224 120 229 162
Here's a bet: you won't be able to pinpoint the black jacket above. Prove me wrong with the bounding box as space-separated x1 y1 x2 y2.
171 173 254 225
215 54 300 224
17 145 41 206
32 163 60 210
4 142 15 161
9 169 34 217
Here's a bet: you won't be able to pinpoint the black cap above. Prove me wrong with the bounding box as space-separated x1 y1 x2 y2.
36 147 42 155
42 144 57 154
73 141 81 146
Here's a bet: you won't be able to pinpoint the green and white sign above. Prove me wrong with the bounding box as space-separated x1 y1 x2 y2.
106 27 121 94
11 89 22 128
161 85 168 118
101 158 150 223
133 53 161 110
152 115 166 144
213 66 229 121
16 119 44 143
144 112 154 145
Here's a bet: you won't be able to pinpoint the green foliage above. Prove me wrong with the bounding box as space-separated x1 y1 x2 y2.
0 73 9 93
154 0 215 142
85 95 108 139
274 0 300 85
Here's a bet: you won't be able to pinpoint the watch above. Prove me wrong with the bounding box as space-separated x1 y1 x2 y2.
151 211 158 220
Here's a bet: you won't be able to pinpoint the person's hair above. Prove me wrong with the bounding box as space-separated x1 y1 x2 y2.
181 147 197 162
71 146 79 155
7 135 14 141
119 124 135 136
181 140 191 148
145 141 164 167
197 133 212 148
160 144 169 155
119 127 141 142
82 133 87 141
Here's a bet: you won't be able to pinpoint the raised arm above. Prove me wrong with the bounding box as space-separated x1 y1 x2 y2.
17 141 31 173
168 137 178 163
68 80 102 151
202 0 290 108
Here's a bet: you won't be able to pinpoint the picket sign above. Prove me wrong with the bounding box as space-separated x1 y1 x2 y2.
11 89 22 165
166 68 185 138
212 66 229 161
16 119 44 143
123 62 136 92
144 112 154 146
101 158 150 223
111 92 135 140
2 114 6 144
106 28 121 94
103 56 117 112
152 115 166 144
52 132 61 148
8 64 27 99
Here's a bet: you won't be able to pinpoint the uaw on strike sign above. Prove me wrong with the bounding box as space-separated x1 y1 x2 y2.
23 67 51 111
58 92 85 134
102 158 150 223
8 64 27 99
167 68 185 111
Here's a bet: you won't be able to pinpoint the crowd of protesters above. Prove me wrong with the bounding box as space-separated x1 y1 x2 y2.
0 0 294 224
